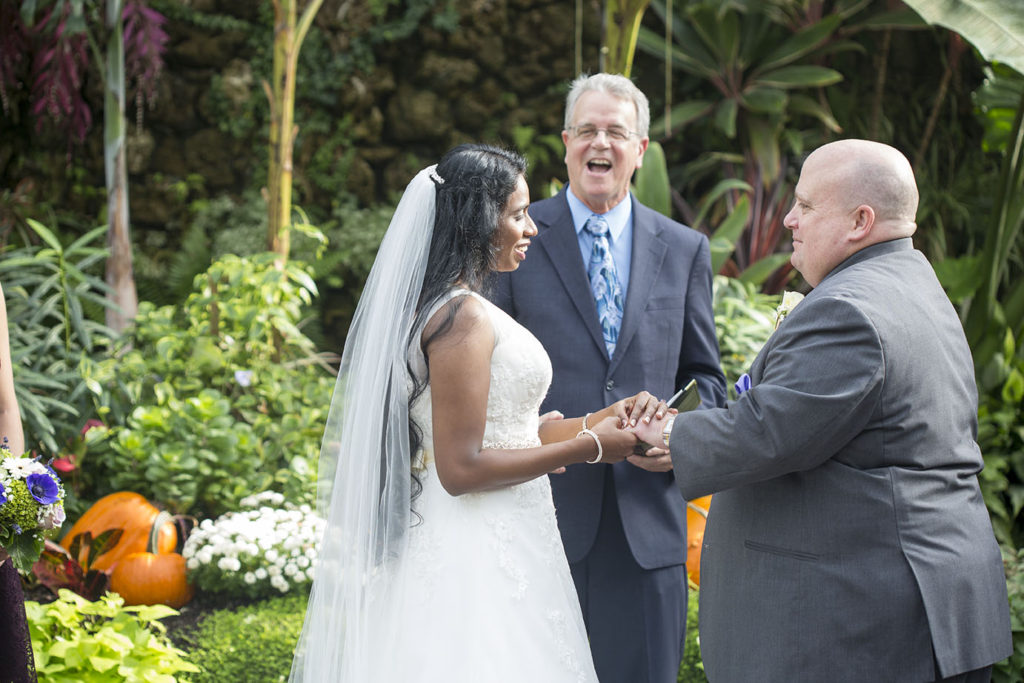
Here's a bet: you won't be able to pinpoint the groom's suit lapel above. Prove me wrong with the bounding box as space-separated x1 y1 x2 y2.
609 199 667 373
534 192 608 358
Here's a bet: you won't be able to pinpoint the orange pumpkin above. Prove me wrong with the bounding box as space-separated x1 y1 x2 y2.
686 495 712 586
60 492 177 571
110 551 194 608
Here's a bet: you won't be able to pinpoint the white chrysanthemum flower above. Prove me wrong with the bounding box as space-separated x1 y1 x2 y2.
183 490 322 599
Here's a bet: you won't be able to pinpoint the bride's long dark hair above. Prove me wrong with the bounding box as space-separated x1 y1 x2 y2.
407 143 527 501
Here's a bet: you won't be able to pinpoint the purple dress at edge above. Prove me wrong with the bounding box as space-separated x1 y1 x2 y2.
0 558 36 683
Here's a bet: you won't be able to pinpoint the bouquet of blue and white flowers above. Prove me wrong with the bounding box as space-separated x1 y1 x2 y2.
0 441 66 571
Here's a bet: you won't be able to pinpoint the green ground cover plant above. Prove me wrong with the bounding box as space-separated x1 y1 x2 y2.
26 589 198 682
176 593 308 683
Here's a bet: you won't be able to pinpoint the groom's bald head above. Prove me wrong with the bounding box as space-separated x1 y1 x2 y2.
808 139 919 236
785 140 920 286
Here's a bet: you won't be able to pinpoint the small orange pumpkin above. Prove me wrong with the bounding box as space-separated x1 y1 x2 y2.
686 495 711 586
110 551 193 608
61 492 177 571
109 508 193 609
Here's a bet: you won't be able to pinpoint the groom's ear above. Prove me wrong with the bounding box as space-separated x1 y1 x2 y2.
847 204 876 243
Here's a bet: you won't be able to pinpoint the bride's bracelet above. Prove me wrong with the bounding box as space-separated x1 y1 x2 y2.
576 427 603 464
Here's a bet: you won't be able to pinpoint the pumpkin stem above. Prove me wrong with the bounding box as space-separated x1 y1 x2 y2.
686 501 709 519
148 511 174 554
172 515 198 554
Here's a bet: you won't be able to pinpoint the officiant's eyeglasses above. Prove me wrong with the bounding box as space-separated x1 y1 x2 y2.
567 124 639 142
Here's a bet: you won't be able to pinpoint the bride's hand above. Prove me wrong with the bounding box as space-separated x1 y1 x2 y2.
613 391 671 428
589 416 637 464
540 411 567 473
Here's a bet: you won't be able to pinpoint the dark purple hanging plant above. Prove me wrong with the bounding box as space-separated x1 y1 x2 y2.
122 0 167 128
0 1 168 145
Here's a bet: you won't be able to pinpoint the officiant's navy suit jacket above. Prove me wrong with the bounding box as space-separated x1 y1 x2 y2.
491 188 726 570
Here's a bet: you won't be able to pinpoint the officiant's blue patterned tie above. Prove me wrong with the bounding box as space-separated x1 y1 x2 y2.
585 213 623 357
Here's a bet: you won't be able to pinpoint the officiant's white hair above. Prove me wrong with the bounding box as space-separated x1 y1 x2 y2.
564 73 650 138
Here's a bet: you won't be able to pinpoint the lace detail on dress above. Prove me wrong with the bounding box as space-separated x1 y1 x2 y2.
547 608 590 682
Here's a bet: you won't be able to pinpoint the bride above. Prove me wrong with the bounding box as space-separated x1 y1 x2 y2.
289 144 666 682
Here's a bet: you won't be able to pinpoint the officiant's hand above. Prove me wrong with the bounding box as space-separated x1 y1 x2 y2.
590 416 639 463
627 445 674 472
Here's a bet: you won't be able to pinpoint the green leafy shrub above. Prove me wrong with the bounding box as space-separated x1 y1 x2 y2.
679 587 707 682
183 491 324 600
179 593 308 683
26 589 199 682
0 219 115 456
995 546 1024 683
977 331 1024 548
713 275 780 396
83 253 335 517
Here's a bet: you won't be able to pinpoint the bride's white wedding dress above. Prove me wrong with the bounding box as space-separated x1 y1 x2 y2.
369 289 598 682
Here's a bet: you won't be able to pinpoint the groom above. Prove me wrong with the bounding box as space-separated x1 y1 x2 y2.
492 73 726 681
633 139 1012 682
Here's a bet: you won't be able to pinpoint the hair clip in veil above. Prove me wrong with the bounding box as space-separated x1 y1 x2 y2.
429 167 445 186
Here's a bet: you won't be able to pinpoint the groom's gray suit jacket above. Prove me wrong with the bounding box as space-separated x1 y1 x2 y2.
669 238 1011 681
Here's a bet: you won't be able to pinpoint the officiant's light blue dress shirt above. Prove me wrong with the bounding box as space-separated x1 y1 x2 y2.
566 185 633 301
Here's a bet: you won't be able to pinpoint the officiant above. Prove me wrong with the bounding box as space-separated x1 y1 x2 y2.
491 73 726 681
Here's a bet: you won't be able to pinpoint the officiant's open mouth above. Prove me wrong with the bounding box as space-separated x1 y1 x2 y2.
586 159 613 175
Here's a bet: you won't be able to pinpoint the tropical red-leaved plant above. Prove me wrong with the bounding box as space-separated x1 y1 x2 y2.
29 4 92 146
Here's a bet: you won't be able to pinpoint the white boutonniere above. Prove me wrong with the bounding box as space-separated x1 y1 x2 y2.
774 291 804 330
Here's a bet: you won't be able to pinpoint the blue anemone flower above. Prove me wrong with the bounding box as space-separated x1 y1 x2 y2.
0 481 6 505
26 472 60 505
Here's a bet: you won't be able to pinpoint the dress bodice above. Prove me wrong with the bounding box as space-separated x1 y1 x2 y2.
408 289 553 457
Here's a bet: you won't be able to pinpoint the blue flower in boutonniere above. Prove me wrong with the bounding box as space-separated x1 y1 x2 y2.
774 290 805 330
734 373 751 396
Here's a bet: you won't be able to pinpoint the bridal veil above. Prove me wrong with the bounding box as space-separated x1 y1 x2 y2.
289 166 438 681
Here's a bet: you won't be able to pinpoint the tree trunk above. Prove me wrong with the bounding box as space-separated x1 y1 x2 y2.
265 0 323 264
104 0 138 333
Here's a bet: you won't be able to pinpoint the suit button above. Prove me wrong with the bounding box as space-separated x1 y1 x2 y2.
605 380 615 391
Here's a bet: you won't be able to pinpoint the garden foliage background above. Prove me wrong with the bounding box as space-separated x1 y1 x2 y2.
1 0 1023 681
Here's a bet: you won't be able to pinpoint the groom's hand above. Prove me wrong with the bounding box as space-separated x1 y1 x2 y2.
627 414 674 471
